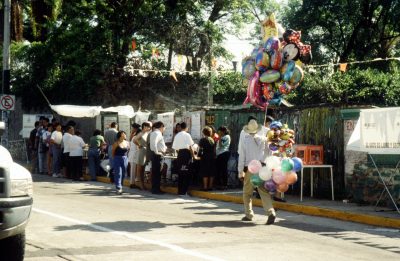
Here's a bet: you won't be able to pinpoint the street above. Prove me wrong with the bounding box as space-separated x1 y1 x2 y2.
25 175 400 261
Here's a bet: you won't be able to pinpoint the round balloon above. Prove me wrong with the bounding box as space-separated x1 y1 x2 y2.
259 166 273 181
272 168 286 185
281 158 294 172
291 157 303 172
250 174 264 187
265 156 281 169
285 171 298 185
248 160 262 174
277 183 289 193
263 179 277 193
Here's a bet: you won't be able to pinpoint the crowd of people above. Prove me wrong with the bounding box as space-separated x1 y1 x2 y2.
28 116 86 181
28 114 280 225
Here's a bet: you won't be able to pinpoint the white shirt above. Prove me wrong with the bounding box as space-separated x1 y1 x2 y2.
69 135 85 157
172 131 194 150
50 130 63 145
237 134 269 178
62 132 73 153
42 130 52 147
150 129 167 155
237 126 268 155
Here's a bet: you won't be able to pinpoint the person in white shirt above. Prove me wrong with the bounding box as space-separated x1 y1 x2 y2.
50 123 63 177
238 116 267 155
68 131 86 181
62 126 74 178
238 119 276 225
172 122 195 195
149 121 167 194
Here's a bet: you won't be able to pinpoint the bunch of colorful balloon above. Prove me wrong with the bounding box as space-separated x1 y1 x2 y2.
267 121 295 157
242 13 312 110
248 156 303 194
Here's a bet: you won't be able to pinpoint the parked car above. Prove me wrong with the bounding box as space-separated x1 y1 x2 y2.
0 121 33 260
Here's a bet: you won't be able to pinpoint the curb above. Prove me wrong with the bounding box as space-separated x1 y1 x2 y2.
92 175 400 229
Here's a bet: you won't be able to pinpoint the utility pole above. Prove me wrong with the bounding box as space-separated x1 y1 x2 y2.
1 0 11 147
2 0 10 95
207 34 213 107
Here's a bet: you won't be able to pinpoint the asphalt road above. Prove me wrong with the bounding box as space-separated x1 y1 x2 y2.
25 175 400 261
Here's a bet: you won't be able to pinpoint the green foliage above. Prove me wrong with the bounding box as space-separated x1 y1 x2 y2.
212 71 247 105
4 0 400 111
283 0 400 63
286 63 400 106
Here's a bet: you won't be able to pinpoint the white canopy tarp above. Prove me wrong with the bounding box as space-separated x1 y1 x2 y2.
102 105 135 118
346 107 400 154
50 105 135 118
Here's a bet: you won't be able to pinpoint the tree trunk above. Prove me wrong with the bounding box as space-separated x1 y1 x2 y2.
11 0 23 41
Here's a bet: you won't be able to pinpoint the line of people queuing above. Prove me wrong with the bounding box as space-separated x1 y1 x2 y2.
28 116 86 181
83 120 232 196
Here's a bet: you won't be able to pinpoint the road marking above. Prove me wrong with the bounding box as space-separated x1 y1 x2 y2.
33 208 224 261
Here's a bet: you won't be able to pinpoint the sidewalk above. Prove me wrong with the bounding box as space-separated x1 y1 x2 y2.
94 175 400 229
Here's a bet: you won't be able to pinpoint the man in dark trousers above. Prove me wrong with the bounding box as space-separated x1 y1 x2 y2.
149 121 167 194
172 122 195 196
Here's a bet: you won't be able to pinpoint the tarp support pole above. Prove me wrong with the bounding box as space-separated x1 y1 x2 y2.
369 154 400 214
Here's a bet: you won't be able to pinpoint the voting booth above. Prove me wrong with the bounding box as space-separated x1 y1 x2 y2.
347 107 400 214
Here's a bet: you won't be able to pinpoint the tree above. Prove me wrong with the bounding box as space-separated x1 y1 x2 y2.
283 0 400 63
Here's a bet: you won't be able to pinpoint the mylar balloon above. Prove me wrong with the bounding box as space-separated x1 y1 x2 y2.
243 71 260 106
242 60 256 80
264 37 280 54
281 158 294 172
261 83 274 100
248 160 262 174
291 157 303 172
260 70 281 83
282 43 300 61
270 49 283 70
280 61 296 82
255 49 270 70
259 166 273 181
289 65 304 85
250 174 264 187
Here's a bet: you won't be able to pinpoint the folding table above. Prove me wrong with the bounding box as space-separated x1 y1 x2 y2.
300 164 334 202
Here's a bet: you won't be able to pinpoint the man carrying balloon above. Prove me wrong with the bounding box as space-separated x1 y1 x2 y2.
238 119 276 225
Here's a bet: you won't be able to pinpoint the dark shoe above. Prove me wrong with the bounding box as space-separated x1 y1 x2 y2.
152 191 165 195
266 214 276 225
273 196 286 202
241 216 253 221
